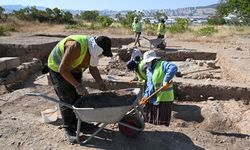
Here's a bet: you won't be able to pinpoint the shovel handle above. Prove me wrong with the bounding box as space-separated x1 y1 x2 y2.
140 82 172 105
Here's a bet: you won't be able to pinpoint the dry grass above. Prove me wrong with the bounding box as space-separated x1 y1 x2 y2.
170 25 250 43
1 17 249 41
0 16 65 33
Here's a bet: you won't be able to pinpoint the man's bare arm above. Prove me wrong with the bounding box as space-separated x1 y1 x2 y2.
89 66 106 90
89 66 102 83
58 41 81 87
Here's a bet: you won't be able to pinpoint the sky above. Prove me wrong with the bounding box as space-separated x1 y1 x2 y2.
0 0 219 10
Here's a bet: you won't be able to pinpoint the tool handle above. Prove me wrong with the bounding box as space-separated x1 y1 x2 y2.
140 82 172 105
145 86 164 101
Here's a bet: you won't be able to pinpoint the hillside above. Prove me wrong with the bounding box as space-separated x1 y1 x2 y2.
1 3 217 17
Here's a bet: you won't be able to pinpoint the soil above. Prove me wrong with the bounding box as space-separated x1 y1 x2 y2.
74 90 136 108
0 32 250 150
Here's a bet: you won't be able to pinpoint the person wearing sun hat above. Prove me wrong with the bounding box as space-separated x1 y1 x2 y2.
141 50 178 126
47 35 112 143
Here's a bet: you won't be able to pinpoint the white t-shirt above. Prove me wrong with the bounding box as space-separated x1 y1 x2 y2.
88 37 103 67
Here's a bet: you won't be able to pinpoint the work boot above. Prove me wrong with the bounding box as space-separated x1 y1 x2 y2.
64 127 77 144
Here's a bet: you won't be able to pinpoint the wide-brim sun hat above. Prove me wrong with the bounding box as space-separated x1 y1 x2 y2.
143 50 161 63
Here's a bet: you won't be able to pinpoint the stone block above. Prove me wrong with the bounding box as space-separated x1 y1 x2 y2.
0 59 6 72
1 57 20 70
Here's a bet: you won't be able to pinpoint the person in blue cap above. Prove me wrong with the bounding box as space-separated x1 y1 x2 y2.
126 48 147 83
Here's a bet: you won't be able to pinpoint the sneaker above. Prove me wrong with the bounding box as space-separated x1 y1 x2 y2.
64 128 77 143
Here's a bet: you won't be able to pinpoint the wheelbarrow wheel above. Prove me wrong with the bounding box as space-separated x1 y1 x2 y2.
119 113 143 137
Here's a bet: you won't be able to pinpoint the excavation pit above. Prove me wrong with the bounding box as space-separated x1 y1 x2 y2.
0 34 249 149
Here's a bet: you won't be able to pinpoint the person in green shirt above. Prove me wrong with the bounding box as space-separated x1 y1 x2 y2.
132 17 142 47
47 35 113 143
156 18 167 49
157 18 166 39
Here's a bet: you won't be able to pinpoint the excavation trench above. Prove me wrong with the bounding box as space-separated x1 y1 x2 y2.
0 35 249 101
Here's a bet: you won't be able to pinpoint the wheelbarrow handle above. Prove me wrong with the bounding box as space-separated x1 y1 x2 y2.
26 93 73 109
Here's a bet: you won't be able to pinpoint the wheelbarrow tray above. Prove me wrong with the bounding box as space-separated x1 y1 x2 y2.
26 88 144 144
148 38 164 47
142 36 165 48
73 105 133 123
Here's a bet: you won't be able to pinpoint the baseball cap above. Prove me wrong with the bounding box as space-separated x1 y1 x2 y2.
95 36 113 57
126 60 138 71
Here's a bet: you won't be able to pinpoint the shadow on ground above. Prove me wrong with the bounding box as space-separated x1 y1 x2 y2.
210 131 250 139
81 129 204 150
172 103 204 123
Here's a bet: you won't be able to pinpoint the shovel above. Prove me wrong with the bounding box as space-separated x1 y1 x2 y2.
139 82 172 105
107 75 143 84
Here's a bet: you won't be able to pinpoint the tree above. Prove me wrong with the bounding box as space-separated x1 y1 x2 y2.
119 11 138 28
0 6 5 16
217 0 250 24
0 6 6 21
53 7 62 23
97 16 113 27
79 10 99 22
154 10 168 21
115 13 122 21
62 11 74 24
13 6 74 24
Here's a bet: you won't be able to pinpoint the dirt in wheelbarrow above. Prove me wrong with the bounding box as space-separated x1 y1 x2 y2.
74 90 137 108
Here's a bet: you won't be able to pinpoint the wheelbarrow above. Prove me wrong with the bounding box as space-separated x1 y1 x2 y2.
26 88 145 145
142 36 166 50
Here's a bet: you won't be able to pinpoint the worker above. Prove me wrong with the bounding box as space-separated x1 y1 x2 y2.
128 47 143 63
141 50 177 126
157 18 166 39
126 48 147 83
47 35 112 143
132 17 142 47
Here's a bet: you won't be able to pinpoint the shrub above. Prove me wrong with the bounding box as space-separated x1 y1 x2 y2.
0 26 6 35
207 15 226 25
97 16 113 28
196 26 218 36
144 23 157 36
13 6 74 24
119 11 138 28
167 18 190 33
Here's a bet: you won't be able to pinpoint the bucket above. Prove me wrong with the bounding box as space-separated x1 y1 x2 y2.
41 106 58 123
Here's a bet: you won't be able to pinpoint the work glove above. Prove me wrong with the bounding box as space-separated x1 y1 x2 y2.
139 97 148 105
75 83 88 96
128 80 133 84
162 81 172 90
98 81 106 91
